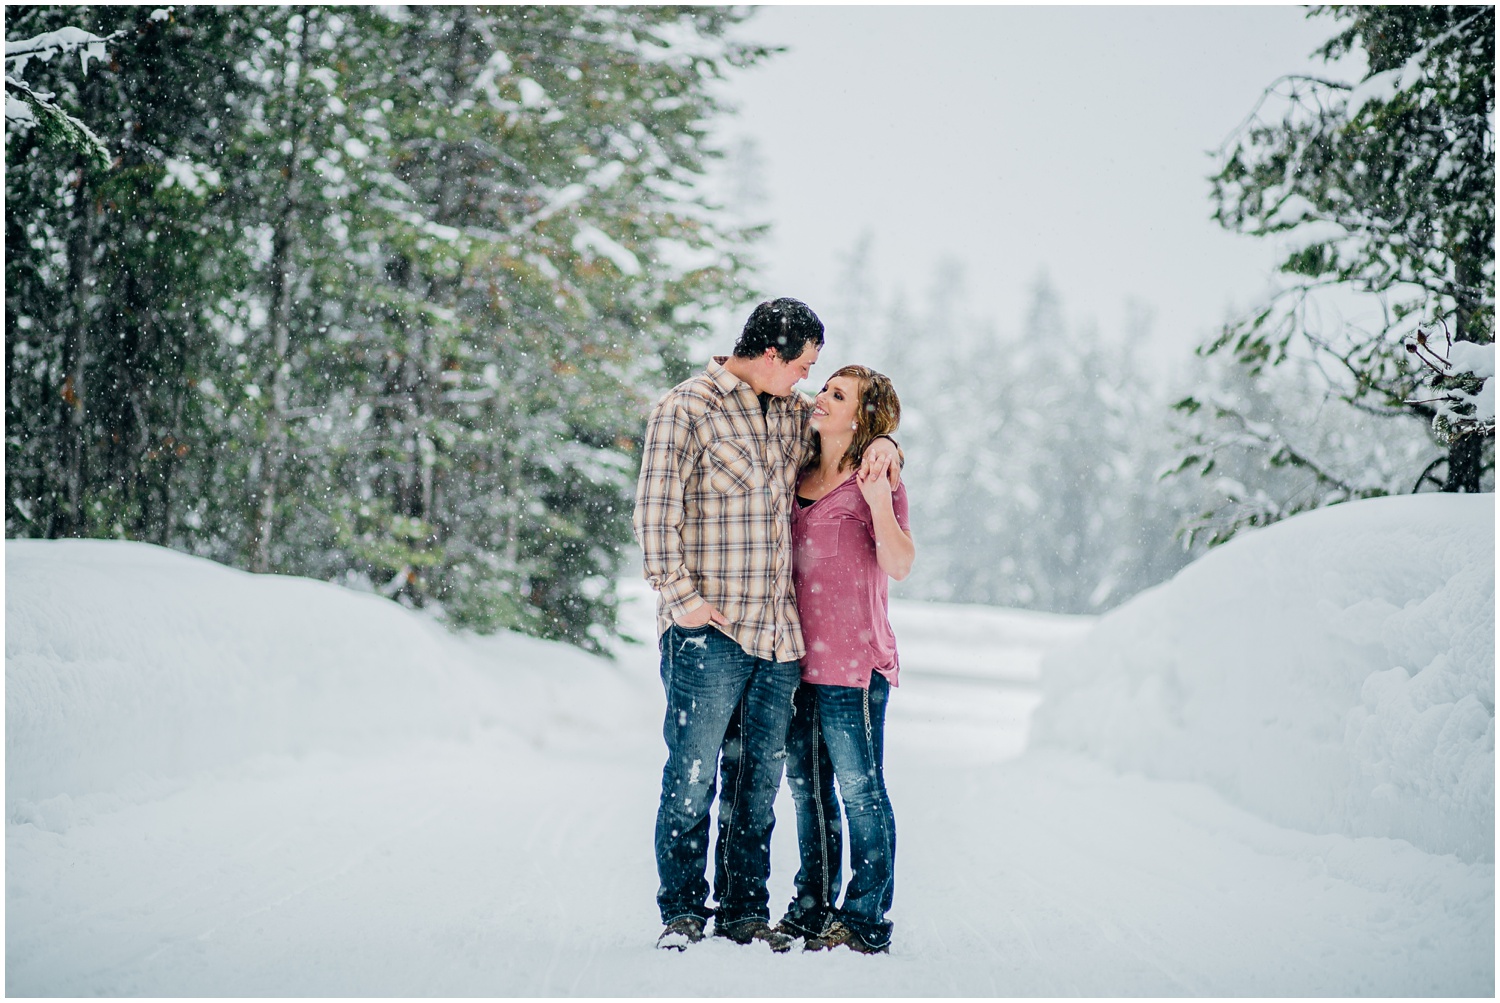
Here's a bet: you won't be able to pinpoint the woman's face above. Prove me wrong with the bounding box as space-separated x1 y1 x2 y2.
811 375 863 436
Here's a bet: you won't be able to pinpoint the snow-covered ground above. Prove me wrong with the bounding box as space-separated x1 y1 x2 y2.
6 494 1494 996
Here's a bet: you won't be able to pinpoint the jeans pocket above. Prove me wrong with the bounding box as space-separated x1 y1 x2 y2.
671 622 715 659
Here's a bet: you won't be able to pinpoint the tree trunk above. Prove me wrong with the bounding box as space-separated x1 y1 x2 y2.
252 13 315 571
1442 246 1488 493
404 8 471 597
1442 434 1484 493
60 168 95 537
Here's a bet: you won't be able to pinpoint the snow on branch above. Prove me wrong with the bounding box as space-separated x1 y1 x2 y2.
1404 320 1496 442
5 26 117 75
5 24 127 168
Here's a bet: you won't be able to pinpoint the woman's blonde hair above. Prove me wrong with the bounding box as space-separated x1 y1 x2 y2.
805 364 902 473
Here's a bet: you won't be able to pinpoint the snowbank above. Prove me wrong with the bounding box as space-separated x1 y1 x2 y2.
4 540 639 826
1033 493 1495 862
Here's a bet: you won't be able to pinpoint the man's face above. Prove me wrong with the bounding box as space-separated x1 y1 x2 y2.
764 343 819 397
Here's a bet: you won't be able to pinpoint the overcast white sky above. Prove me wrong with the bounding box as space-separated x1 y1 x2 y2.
711 5 1359 364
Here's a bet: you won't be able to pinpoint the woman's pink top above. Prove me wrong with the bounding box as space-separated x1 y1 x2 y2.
792 475 909 689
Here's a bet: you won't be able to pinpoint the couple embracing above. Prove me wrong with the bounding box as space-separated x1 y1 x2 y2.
632 297 914 956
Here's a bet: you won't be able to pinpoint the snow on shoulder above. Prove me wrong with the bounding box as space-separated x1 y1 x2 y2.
1033 493 1495 862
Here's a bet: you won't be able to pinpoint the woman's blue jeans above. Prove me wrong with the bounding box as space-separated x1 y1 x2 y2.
782 673 896 949
655 623 801 928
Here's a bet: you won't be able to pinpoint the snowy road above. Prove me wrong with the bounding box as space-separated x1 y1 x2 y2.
7 547 1493 996
9 630 1489 994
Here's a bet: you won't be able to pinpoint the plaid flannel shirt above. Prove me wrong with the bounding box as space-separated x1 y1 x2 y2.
632 356 815 664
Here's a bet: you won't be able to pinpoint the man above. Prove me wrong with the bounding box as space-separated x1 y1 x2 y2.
633 297 901 952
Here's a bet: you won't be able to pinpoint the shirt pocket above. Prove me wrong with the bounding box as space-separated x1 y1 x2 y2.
797 517 843 561
705 439 758 495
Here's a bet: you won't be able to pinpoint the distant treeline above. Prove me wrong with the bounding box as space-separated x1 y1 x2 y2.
5 6 766 649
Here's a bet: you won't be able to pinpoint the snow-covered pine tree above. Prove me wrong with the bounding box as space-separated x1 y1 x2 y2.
334 7 767 648
1203 5 1494 508
6 6 252 547
6 6 768 653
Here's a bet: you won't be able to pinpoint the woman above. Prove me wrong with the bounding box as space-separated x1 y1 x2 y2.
776 364 914 955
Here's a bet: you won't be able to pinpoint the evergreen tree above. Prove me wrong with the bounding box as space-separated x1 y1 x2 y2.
6 6 252 545
340 6 767 647
1202 5 1494 510
6 6 767 653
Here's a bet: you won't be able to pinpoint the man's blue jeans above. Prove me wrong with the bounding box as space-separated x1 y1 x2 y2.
655 623 800 928
782 673 896 949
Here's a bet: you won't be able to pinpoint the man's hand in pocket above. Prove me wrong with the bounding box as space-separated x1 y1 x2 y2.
674 603 730 629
